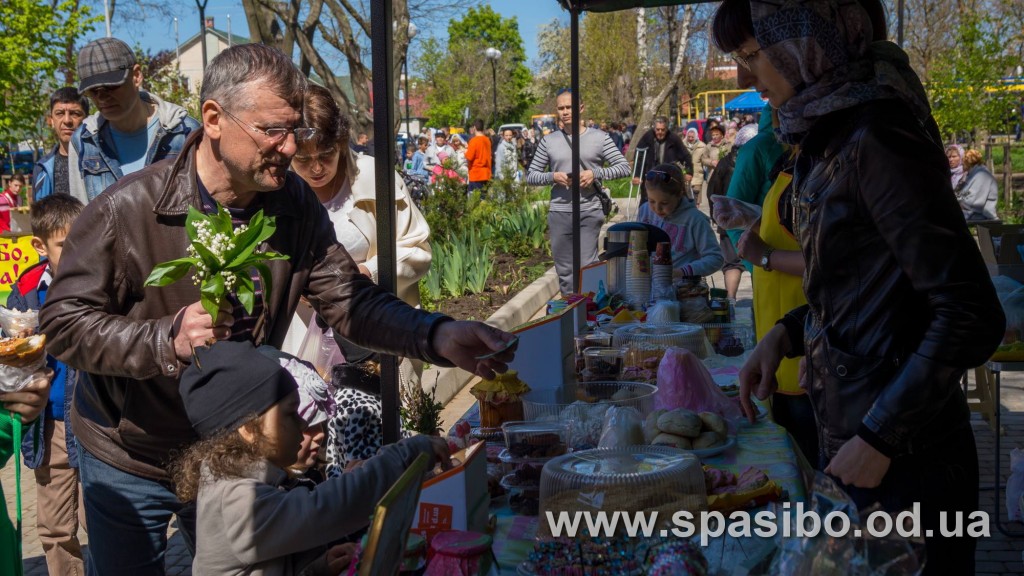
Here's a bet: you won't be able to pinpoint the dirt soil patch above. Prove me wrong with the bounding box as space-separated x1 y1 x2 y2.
434 247 553 321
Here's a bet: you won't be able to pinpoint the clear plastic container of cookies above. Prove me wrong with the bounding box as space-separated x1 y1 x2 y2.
612 322 709 381
538 446 707 537
501 421 569 460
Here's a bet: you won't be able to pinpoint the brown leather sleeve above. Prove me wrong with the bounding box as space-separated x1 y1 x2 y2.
38 193 182 380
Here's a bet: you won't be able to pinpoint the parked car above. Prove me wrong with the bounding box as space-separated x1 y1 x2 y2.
498 123 526 135
1 150 39 176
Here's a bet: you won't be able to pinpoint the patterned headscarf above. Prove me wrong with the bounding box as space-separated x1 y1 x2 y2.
733 123 759 148
751 0 933 145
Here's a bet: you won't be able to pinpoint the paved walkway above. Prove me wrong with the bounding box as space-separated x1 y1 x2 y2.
5 202 1024 574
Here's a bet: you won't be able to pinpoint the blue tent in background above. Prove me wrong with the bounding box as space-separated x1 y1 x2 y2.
724 91 767 114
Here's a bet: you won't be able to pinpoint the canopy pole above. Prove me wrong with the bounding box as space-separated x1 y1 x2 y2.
370 0 401 445
897 0 904 47
571 7 581 295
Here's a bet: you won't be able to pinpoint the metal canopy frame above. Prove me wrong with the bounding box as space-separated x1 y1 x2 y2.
370 0 905 444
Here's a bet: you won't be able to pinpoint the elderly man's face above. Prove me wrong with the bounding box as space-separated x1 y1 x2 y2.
654 123 668 140
215 91 303 192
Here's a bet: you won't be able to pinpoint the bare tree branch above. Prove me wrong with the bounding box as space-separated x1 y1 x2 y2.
336 0 370 38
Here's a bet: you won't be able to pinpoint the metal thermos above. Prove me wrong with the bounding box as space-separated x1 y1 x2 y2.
599 222 671 297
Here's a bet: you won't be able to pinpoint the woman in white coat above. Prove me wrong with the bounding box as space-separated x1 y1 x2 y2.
291 84 432 472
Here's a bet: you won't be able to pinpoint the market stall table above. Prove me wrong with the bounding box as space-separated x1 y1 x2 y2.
987 360 1024 537
452 406 809 574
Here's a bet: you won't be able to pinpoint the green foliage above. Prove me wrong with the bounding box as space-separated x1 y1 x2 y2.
928 14 1018 142
138 48 200 121
419 5 536 128
0 0 98 142
426 228 495 299
462 228 494 294
423 250 444 303
421 169 480 238
399 377 444 436
145 206 288 319
494 204 549 257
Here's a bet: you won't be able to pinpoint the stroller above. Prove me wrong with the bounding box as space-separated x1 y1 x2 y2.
399 169 429 210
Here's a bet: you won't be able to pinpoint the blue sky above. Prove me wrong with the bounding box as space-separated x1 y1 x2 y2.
79 1 567 72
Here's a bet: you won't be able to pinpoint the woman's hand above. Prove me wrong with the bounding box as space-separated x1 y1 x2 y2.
737 227 769 264
553 172 571 187
737 324 790 423
825 436 891 488
0 368 53 423
326 542 358 575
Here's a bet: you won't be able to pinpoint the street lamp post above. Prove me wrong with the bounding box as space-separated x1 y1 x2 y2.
405 22 418 139
484 47 502 127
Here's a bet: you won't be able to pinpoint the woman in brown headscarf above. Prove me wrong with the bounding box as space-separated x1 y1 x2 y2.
717 1 1004 573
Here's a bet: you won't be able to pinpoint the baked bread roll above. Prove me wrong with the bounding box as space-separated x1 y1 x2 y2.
651 433 692 450
657 409 702 438
699 412 727 436
0 334 46 368
692 431 724 450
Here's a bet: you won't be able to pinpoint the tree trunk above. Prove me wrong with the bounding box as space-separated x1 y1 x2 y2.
631 6 694 159
240 0 414 137
241 0 285 53
636 7 649 115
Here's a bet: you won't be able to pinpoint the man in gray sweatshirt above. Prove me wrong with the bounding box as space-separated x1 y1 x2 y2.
526 89 630 296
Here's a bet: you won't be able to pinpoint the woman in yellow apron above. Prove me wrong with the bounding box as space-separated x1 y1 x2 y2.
737 152 819 466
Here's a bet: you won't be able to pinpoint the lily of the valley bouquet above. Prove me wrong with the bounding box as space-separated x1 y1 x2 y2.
145 206 288 319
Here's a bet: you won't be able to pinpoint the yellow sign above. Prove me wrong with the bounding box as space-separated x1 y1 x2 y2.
0 235 41 303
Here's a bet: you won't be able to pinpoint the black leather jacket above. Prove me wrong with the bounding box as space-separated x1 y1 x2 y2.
39 131 453 480
779 101 1004 460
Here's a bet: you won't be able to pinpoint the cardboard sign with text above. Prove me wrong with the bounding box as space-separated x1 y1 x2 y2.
0 235 41 304
411 441 488 542
506 298 581 392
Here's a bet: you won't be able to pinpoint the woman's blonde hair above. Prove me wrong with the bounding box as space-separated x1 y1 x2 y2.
963 149 984 170
169 413 268 502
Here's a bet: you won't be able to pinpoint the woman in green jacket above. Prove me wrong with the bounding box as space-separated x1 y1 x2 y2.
1 371 52 576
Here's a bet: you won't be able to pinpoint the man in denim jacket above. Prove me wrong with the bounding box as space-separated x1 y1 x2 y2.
68 37 199 203
32 88 89 202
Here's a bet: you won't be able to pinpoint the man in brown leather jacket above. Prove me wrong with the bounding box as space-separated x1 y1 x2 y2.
38 44 517 576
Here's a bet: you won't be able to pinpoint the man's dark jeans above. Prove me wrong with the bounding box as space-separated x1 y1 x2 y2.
79 448 196 575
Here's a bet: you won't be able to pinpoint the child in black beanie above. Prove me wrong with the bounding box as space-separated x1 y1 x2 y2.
171 340 448 576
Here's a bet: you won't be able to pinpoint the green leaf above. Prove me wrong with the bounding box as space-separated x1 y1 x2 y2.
213 204 234 236
144 257 198 287
235 272 256 315
191 241 222 272
254 214 278 244
223 211 265 267
185 206 207 240
200 274 226 319
252 262 274 305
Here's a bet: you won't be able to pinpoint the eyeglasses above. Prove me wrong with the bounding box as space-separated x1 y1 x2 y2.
557 87 573 95
218 104 317 145
731 46 762 71
646 170 678 184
